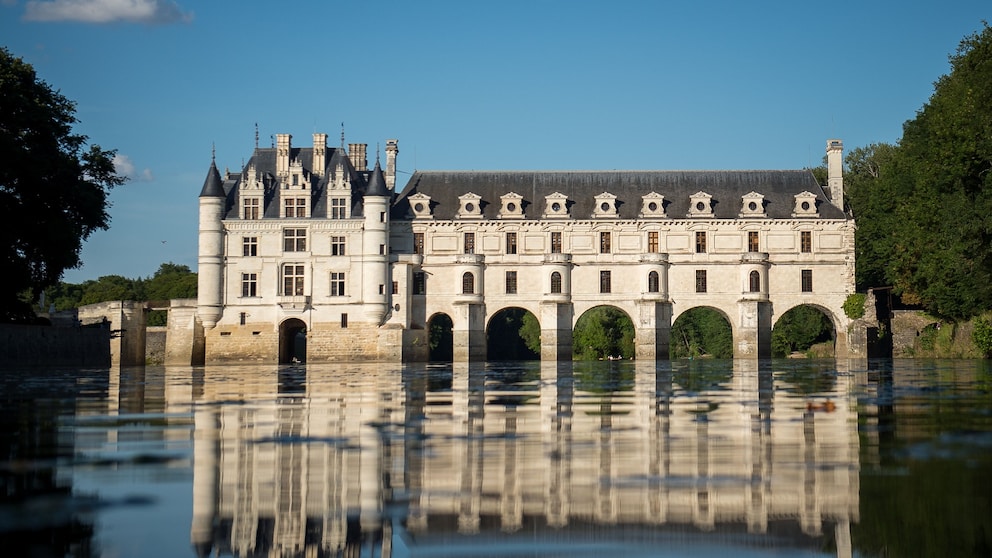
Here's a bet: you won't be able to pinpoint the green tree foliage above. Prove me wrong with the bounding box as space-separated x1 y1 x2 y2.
973 315 992 358
843 293 867 320
519 311 542 355
428 314 453 361
846 24 992 319
771 306 833 358
670 308 732 359
0 48 125 321
144 263 197 301
573 306 634 360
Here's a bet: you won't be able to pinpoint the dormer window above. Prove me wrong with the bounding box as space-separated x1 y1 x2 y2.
740 191 767 218
498 192 525 219
792 191 820 218
408 193 433 219
688 192 714 218
458 192 483 219
593 192 618 218
640 192 667 218
543 192 570 219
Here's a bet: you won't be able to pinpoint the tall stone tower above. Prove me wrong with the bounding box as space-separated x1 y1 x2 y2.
361 160 391 324
197 159 225 329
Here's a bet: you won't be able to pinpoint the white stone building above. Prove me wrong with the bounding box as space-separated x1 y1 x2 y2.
197 135 858 362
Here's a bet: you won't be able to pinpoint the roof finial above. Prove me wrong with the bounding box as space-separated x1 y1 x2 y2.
254 123 259 150
376 142 381 163
340 122 345 148
211 142 216 164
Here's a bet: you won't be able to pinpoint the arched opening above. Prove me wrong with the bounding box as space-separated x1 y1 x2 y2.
749 270 761 293
648 271 660 293
573 306 634 360
279 318 307 364
670 307 732 359
486 307 540 361
427 313 454 362
772 305 835 358
461 272 474 294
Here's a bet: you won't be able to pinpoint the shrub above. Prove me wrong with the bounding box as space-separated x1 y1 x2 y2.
843 293 867 320
973 315 992 358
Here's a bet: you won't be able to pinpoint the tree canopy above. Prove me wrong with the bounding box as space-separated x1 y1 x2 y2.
0 48 124 321
846 24 992 319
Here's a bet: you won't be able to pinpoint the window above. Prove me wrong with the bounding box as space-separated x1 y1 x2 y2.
392 281 399 295
506 232 517 254
463 232 475 254
551 231 562 254
330 197 347 219
292 174 299 186
283 264 305 296
801 270 813 292
284 197 307 218
600 270 611 293
284 228 307 252
243 198 260 220
695 231 707 253
749 270 761 293
695 270 707 293
600 232 611 254
242 236 257 257
413 272 426 295
648 271 660 293
331 236 346 256
505 271 517 294
379 244 385 255
341 313 348 328
462 272 474 294
748 231 759 253
414 232 424 255
241 273 257 297
801 231 812 253
330 272 346 296
647 231 659 253
550 271 562 294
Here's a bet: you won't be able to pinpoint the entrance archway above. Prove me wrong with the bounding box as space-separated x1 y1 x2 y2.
427 313 454 362
486 307 540 361
279 318 307 364
670 307 733 359
573 306 634 360
772 305 835 358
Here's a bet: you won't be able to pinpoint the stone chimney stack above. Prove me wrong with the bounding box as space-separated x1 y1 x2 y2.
826 139 844 210
312 133 327 178
386 139 399 191
276 133 291 177
348 143 367 172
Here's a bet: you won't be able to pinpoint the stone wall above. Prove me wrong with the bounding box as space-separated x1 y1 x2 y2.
146 326 166 364
0 323 110 368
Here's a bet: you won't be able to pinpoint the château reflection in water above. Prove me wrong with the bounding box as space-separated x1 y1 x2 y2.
173 360 862 558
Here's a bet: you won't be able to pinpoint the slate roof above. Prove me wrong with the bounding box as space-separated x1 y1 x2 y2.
392 170 846 220
216 146 374 219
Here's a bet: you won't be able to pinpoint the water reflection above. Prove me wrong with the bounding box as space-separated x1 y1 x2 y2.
4 359 990 557
182 360 860 557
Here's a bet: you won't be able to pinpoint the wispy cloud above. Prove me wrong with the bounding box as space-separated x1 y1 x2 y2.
114 153 153 182
24 0 192 24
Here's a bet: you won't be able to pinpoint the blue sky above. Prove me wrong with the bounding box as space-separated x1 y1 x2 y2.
2 0 989 283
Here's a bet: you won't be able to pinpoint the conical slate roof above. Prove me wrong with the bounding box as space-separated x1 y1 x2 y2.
365 160 389 197
199 160 224 198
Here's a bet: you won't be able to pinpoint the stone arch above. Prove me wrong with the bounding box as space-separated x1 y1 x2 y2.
771 303 838 358
572 305 635 360
278 318 307 364
670 306 734 359
427 312 454 362
486 306 541 361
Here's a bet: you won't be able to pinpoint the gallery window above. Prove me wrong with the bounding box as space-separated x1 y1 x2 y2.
695 231 707 253
695 270 707 293
330 272 346 296
282 264 305 296
331 236 346 256
462 272 475 294
749 270 761 293
801 231 812 253
748 231 759 252
600 232 611 254
283 228 307 252
241 273 257 297
802 270 813 292
506 232 517 255
414 232 424 255
413 272 426 295
463 232 475 254
551 231 562 254
648 271 660 293
647 231 659 253
600 270 611 294
242 236 257 257
550 271 562 294
505 271 517 294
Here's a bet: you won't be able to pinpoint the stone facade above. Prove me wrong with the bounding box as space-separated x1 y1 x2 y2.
198 135 860 362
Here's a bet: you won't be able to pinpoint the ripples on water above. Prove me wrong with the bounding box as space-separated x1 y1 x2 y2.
0 359 989 557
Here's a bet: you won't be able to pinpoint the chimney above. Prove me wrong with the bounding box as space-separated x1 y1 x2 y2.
826 139 843 210
276 133 291 177
348 143 367 172
385 139 399 191
312 133 327 178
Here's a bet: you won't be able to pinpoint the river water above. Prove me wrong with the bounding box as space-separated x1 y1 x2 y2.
1 359 989 557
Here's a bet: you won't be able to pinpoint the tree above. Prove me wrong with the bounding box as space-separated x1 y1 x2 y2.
670 308 732 359
848 24 992 319
0 48 125 321
573 306 634 360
